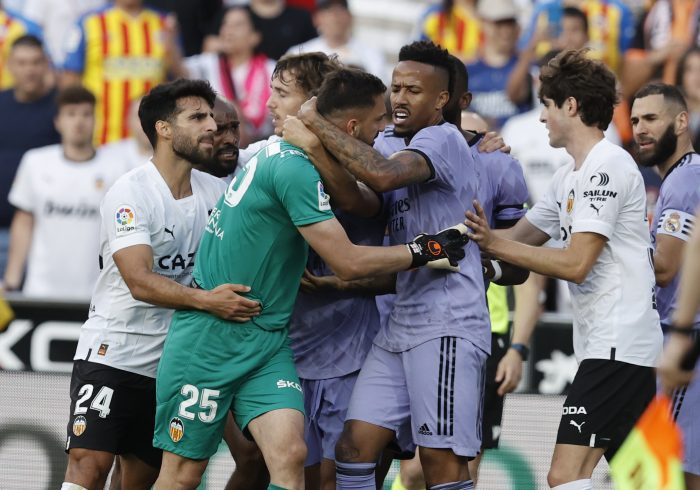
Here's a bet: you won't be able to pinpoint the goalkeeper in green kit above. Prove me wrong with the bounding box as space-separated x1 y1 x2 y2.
152 87 470 490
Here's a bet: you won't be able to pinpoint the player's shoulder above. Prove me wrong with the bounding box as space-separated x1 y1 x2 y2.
662 152 700 187
21 143 62 164
412 122 464 145
588 139 636 173
191 168 226 195
105 162 155 200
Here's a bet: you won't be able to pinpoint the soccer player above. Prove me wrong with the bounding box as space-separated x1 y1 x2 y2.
465 49 663 490
280 68 392 489
4 85 129 299
152 68 470 490
61 79 261 490
631 82 700 489
295 40 488 489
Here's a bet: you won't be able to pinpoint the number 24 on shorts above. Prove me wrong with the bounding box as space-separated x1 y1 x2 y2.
179 384 220 423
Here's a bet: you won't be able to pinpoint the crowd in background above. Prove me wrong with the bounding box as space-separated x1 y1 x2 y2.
0 0 697 308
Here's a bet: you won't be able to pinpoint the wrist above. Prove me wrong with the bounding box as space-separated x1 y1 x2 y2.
510 343 529 361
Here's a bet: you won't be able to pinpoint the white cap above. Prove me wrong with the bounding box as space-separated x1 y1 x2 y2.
477 0 519 22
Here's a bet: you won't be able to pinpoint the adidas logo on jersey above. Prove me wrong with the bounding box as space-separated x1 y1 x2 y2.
418 423 433 436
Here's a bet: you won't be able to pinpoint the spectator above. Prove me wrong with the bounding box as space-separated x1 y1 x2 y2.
100 96 152 170
468 0 532 130
507 6 588 106
145 0 222 57
678 47 700 150
286 0 388 82
186 6 275 143
416 0 482 64
520 0 635 74
3 86 130 299
61 0 187 145
206 0 317 60
0 34 60 277
21 0 105 65
0 5 43 89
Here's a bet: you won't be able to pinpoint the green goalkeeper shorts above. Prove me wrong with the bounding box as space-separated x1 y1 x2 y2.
153 309 304 460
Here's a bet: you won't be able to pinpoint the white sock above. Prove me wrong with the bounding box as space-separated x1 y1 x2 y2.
61 484 88 490
551 479 593 490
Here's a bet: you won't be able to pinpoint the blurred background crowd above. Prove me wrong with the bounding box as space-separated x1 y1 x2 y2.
0 0 693 311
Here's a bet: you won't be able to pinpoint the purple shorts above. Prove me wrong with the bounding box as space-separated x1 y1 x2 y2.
346 338 487 457
302 372 358 465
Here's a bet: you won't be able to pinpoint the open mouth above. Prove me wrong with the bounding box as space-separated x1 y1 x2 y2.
217 147 239 161
393 108 410 124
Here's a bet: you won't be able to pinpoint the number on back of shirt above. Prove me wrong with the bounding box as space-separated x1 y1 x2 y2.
74 384 114 418
178 384 220 423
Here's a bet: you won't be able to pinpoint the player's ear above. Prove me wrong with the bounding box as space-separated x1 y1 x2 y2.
675 110 689 135
566 96 579 116
155 120 171 140
436 90 450 111
347 118 359 137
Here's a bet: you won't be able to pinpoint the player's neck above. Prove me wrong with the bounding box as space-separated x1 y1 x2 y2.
152 150 194 200
63 143 96 162
658 137 695 178
566 126 604 170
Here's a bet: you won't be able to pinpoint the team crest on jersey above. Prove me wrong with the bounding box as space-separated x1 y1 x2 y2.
115 205 136 236
98 343 109 356
663 212 682 233
169 417 184 443
317 182 331 211
73 416 87 436
566 189 575 214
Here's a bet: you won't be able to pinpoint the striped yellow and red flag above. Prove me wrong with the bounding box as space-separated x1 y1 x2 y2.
610 395 685 490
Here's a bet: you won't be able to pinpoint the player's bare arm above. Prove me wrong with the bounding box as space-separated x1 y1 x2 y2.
300 268 396 295
653 233 686 287
113 244 261 322
282 116 381 218
466 201 606 284
298 98 431 192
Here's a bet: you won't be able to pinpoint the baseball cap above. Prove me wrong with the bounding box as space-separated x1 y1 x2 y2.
477 0 519 22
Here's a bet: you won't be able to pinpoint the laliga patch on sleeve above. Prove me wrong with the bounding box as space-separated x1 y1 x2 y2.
317 181 331 211
115 204 137 237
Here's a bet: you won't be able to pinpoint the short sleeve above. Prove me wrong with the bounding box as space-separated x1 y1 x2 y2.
656 168 700 241
525 177 561 238
405 125 470 186
571 166 627 239
8 152 35 212
101 181 153 253
62 20 86 73
272 154 335 227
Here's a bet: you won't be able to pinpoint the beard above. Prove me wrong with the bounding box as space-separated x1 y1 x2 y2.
637 123 678 168
172 129 213 166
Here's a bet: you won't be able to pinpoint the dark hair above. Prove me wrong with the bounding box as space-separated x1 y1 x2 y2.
442 54 468 124
398 40 453 95
316 68 386 117
56 85 96 108
11 34 43 51
633 82 688 113
272 52 343 98
562 7 588 33
539 49 618 130
676 46 700 87
138 79 216 148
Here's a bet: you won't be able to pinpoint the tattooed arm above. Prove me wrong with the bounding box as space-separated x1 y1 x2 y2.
298 98 431 193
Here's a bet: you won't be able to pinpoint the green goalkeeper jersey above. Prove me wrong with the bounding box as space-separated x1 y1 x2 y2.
193 140 335 331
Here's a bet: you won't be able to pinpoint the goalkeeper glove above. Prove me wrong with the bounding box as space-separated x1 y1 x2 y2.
406 223 469 272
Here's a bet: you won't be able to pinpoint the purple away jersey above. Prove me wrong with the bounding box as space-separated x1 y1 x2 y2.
289 208 387 379
372 123 490 354
651 153 700 329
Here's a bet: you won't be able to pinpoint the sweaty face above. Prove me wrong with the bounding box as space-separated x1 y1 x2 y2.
170 96 216 166
267 71 309 136
631 94 679 168
55 102 95 147
390 60 448 136
353 95 387 145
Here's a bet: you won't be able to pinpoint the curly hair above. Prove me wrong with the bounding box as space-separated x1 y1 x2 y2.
272 52 343 98
398 40 454 95
539 49 618 130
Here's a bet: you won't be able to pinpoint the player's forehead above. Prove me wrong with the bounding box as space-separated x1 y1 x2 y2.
391 61 438 88
175 96 213 117
271 70 308 97
631 94 667 118
214 101 239 124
